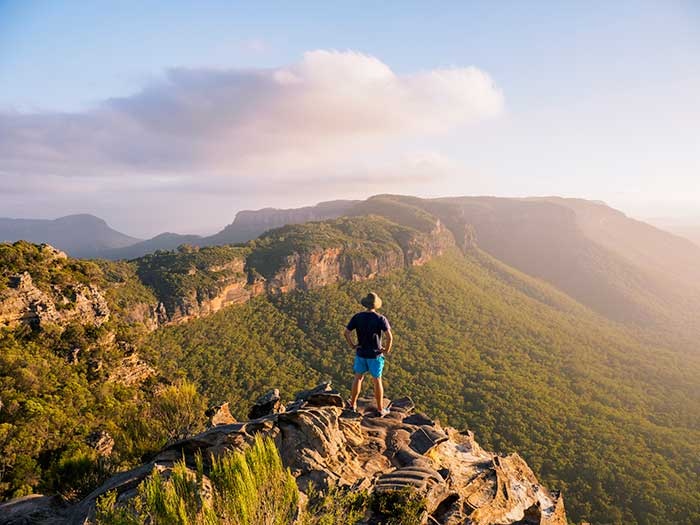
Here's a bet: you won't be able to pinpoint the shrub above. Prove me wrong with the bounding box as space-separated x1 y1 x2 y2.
47 446 111 502
149 380 208 444
209 434 298 525
301 484 369 525
370 488 427 525
95 435 298 525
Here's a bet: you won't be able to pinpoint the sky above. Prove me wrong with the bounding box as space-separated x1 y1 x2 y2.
1 1 699 237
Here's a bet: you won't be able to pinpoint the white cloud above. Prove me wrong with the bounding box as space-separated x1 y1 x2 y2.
0 50 503 233
0 50 502 177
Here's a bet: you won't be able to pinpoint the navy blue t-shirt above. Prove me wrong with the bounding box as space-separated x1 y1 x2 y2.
346 311 391 358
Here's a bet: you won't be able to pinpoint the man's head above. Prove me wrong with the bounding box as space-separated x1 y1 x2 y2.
360 292 382 310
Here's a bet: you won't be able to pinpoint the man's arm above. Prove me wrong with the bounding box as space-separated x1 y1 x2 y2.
344 328 357 350
383 329 393 355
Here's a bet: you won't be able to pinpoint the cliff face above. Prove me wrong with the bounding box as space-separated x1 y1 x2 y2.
143 216 456 325
0 382 567 525
262 220 453 294
0 246 110 329
147 254 253 324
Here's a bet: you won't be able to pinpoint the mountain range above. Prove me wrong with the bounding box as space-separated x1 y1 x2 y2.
0 215 140 259
6 197 698 264
1 194 699 524
1 200 359 260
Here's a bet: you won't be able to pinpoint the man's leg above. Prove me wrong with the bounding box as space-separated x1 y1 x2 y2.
372 377 384 411
350 373 364 410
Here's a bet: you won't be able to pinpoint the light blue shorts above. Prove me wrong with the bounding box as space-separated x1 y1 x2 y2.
353 355 385 378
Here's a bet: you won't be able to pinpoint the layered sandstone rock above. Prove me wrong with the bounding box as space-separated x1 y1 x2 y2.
158 219 455 324
154 254 252 324
3 382 567 525
261 245 406 295
0 270 109 329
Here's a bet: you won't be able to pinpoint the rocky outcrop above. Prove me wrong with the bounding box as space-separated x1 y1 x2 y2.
206 402 236 427
4 382 567 525
248 388 285 419
0 495 67 525
85 431 115 458
0 243 118 333
0 270 110 329
158 254 253 324
0 271 59 326
395 220 455 266
261 245 406 295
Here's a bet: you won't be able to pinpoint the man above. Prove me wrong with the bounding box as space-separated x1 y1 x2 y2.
344 292 393 416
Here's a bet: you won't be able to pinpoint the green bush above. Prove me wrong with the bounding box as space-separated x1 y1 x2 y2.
370 489 426 525
301 484 369 525
95 435 298 525
149 380 208 444
47 446 111 502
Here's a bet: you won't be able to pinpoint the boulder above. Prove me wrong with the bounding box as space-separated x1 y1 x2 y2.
248 388 284 419
85 430 114 457
206 402 237 427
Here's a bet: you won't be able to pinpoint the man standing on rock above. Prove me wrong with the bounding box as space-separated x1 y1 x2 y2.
344 292 393 416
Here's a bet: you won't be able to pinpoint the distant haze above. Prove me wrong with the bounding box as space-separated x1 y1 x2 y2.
1 2 698 237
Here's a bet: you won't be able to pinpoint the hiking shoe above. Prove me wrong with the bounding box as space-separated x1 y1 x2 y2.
346 399 358 412
379 407 391 417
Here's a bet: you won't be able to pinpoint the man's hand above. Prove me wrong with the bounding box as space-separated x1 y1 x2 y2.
383 329 393 355
344 328 357 351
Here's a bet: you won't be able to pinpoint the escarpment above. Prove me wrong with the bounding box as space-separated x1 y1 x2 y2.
0 382 567 525
136 215 456 324
2 205 461 330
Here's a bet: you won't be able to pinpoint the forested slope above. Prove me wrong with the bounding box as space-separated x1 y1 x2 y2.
459 197 698 331
141 249 700 524
358 195 700 353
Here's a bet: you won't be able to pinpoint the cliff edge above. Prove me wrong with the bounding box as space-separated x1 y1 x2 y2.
0 382 567 525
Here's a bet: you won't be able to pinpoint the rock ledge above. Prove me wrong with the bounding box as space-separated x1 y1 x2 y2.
0 383 567 525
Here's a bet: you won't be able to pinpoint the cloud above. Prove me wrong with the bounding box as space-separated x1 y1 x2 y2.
0 50 503 234
0 50 502 180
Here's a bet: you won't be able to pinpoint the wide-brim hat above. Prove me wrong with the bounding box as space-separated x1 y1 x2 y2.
360 292 382 309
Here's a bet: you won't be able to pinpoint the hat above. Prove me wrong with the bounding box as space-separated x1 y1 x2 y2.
360 292 382 310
